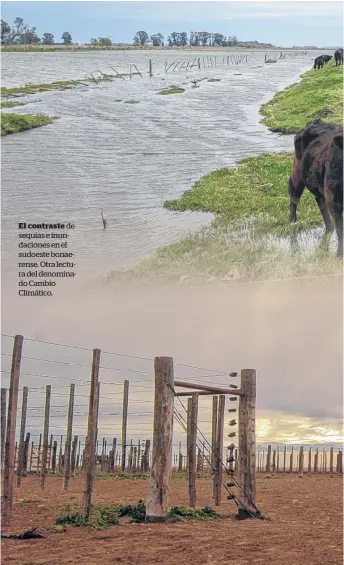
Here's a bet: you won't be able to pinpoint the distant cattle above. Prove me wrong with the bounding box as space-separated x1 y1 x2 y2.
334 48 343 66
288 119 343 257
322 54 333 64
313 55 325 70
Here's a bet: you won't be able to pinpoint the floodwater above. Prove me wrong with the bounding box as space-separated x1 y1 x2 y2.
1 49 326 288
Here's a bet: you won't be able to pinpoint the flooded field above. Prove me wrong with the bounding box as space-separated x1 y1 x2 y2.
1 49 326 288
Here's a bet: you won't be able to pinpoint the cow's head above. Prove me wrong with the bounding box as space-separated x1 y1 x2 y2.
334 132 343 151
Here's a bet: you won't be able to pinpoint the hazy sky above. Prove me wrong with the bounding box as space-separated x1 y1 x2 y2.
1 1 343 47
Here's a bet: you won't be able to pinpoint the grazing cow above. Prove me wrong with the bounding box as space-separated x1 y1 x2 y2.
313 55 325 69
322 54 333 64
334 48 343 66
288 119 343 257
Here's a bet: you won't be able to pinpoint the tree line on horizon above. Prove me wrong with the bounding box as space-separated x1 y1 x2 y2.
1 16 277 48
1 17 72 45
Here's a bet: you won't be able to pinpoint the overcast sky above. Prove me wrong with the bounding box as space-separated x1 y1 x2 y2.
1 1 343 46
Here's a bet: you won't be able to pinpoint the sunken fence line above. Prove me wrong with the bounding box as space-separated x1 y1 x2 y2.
1 334 342 526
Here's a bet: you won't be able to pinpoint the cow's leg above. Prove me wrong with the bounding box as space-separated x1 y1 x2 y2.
288 161 305 222
329 201 343 258
315 195 334 233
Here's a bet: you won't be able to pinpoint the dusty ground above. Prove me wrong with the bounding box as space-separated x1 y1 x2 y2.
1 474 342 565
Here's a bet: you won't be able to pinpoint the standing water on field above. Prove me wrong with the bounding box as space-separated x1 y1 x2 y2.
1 50 322 291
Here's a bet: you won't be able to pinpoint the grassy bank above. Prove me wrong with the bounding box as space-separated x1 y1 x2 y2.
1 113 54 135
260 61 343 133
106 153 342 285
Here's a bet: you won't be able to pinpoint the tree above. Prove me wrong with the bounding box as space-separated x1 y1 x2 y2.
133 30 149 46
232 36 238 45
1 19 11 44
150 33 164 47
179 32 188 46
42 32 54 45
61 31 72 44
198 32 210 46
23 27 40 44
213 33 225 46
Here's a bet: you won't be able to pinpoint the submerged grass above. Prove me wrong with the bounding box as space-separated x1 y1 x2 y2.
260 62 343 133
159 86 185 95
1 112 54 135
1 75 122 98
1 100 25 108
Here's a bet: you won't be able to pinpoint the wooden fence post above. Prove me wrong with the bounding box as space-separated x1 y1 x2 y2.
121 380 129 472
308 447 312 473
266 444 271 474
330 447 334 475
22 432 30 476
214 394 225 505
2 334 23 527
298 446 304 477
63 383 75 489
40 385 51 490
187 393 199 508
71 435 78 473
289 446 294 473
211 395 218 497
143 439 150 473
149 59 152 77
1 388 7 471
82 348 101 518
146 357 174 522
16 386 28 487
237 369 257 517
52 440 58 473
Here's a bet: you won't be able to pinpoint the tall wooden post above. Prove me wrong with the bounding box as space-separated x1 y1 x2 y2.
52 440 58 473
40 385 51 490
121 380 129 472
1 388 7 471
266 444 271 473
211 395 218 497
237 369 257 517
63 383 75 489
330 447 334 476
187 393 198 508
214 395 225 505
71 435 78 473
146 357 174 522
82 348 100 518
2 334 23 527
149 59 152 77
16 386 28 487
298 446 304 477
22 432 30 476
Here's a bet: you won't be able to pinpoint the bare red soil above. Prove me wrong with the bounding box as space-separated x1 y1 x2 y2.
1 474 342 565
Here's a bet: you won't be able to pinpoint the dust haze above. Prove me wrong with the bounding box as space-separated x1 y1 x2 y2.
1 276 342 443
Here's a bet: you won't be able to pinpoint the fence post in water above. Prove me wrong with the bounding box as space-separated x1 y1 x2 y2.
63 383 75 489
146 357 174 522
1 388 7 471
82 348 101 519
2 335 23 527
40 385 51 490
16 386 28 487
149 59 152 77
237 369 257 516
187 393 198 508
121 380 129 472
198 57 201 69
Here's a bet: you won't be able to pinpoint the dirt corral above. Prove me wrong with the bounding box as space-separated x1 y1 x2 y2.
1 475 342 565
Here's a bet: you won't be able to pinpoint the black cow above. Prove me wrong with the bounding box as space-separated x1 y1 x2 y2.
322 54 333 64
288 119 343 258
334 48 343 66
313 55 325 69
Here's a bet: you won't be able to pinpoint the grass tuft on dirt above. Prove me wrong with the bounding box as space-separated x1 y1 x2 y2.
1 112 54 135
208 78 221 82
260 61 343 133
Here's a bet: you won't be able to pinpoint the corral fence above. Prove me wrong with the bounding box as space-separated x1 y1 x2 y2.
1 334 342 527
